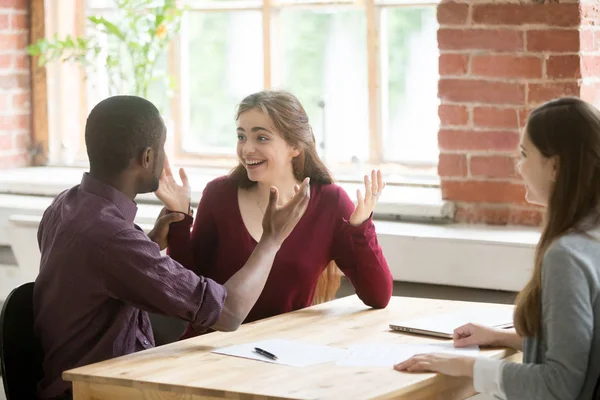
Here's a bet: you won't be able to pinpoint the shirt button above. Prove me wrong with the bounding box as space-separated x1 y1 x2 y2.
143 340 149 346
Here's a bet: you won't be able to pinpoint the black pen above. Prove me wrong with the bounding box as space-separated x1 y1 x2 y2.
254 347 278 360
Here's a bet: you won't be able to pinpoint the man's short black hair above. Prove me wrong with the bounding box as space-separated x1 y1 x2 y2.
85 95 165 177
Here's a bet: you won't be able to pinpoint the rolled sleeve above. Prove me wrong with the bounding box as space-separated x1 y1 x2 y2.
191 278 227 330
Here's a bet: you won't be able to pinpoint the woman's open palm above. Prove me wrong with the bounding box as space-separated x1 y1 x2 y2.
349 170 385 226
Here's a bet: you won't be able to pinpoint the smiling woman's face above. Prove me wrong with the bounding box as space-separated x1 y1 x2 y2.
236 108 300 184
517 129 557 206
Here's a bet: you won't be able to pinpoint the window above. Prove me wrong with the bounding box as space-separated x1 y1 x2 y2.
276 9 369 166
381 6 438 165
184 10 264 154
41 0 440 183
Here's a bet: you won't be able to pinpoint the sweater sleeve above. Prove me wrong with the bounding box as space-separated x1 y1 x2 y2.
167 180 220 275
473 357 507 399
501 241 594 400
330 186 393 308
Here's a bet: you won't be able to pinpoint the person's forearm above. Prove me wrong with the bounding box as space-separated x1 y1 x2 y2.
493 329 523 351
211 237 280 331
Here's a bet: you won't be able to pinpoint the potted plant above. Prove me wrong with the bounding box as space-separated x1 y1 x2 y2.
27 0 183 103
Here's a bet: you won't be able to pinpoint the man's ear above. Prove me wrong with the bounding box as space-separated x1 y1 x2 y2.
140 147 153 169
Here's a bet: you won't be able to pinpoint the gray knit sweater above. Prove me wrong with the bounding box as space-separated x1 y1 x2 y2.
502 232 600 399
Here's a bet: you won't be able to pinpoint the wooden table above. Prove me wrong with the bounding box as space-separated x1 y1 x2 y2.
64 295 520 400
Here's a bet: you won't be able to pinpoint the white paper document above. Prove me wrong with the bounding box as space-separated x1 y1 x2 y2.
212 338 347 367
336 342 480 367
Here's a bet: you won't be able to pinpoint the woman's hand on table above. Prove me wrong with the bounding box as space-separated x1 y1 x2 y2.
453 323 502 347
394 354 475 377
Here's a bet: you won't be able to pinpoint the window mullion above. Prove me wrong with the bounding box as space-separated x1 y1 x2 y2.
263 0 273 89
366 0 382 164
174 10 190 161
76 0 87 163
30 0 49 165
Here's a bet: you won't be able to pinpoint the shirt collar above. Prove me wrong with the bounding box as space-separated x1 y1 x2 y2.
80 173 138 223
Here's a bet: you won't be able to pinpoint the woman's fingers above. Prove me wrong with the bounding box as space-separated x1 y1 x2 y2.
163 155 173 177
179 167 189 188
371 170 378 195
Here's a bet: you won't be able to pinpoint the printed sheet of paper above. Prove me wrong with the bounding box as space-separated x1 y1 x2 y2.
212 338 347 367
336 342 480 367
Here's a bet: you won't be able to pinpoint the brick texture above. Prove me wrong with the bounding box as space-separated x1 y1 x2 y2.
0 0 30 169
454 204 544 226
437 0 590 226
438 28 524 52
469 155 517 179
471 3 579 27
438 154 468 177
471 55 543 79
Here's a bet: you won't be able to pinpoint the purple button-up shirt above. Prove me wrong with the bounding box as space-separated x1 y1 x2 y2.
33 173 227 399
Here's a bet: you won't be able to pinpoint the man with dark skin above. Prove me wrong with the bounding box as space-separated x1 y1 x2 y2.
33 95 310 399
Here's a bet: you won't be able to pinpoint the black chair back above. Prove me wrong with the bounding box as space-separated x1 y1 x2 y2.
0 282 43 400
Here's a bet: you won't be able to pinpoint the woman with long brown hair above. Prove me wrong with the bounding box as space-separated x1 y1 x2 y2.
395 97 600 399
156 90 393 338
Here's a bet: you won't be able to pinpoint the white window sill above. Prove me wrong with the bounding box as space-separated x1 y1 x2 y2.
0 166 453 222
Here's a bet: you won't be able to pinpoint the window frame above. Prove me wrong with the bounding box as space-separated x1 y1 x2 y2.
33 0 441 184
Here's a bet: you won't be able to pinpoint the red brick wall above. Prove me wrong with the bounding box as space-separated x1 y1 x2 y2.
437 0 596 226
0 0 29 169
580 3 600 109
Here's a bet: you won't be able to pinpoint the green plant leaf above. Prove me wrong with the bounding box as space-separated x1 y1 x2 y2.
31 0 184 98
89 16 126 42
76 37 88 48
64 35 75 48
26 43 41 56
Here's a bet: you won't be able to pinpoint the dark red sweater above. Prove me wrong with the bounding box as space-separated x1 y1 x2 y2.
167 176 393 336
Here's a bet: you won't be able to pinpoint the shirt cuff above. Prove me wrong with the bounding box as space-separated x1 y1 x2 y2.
191 278 227 330
473 357 507 400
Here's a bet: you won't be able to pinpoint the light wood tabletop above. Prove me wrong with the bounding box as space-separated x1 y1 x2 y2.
63 295 520 400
